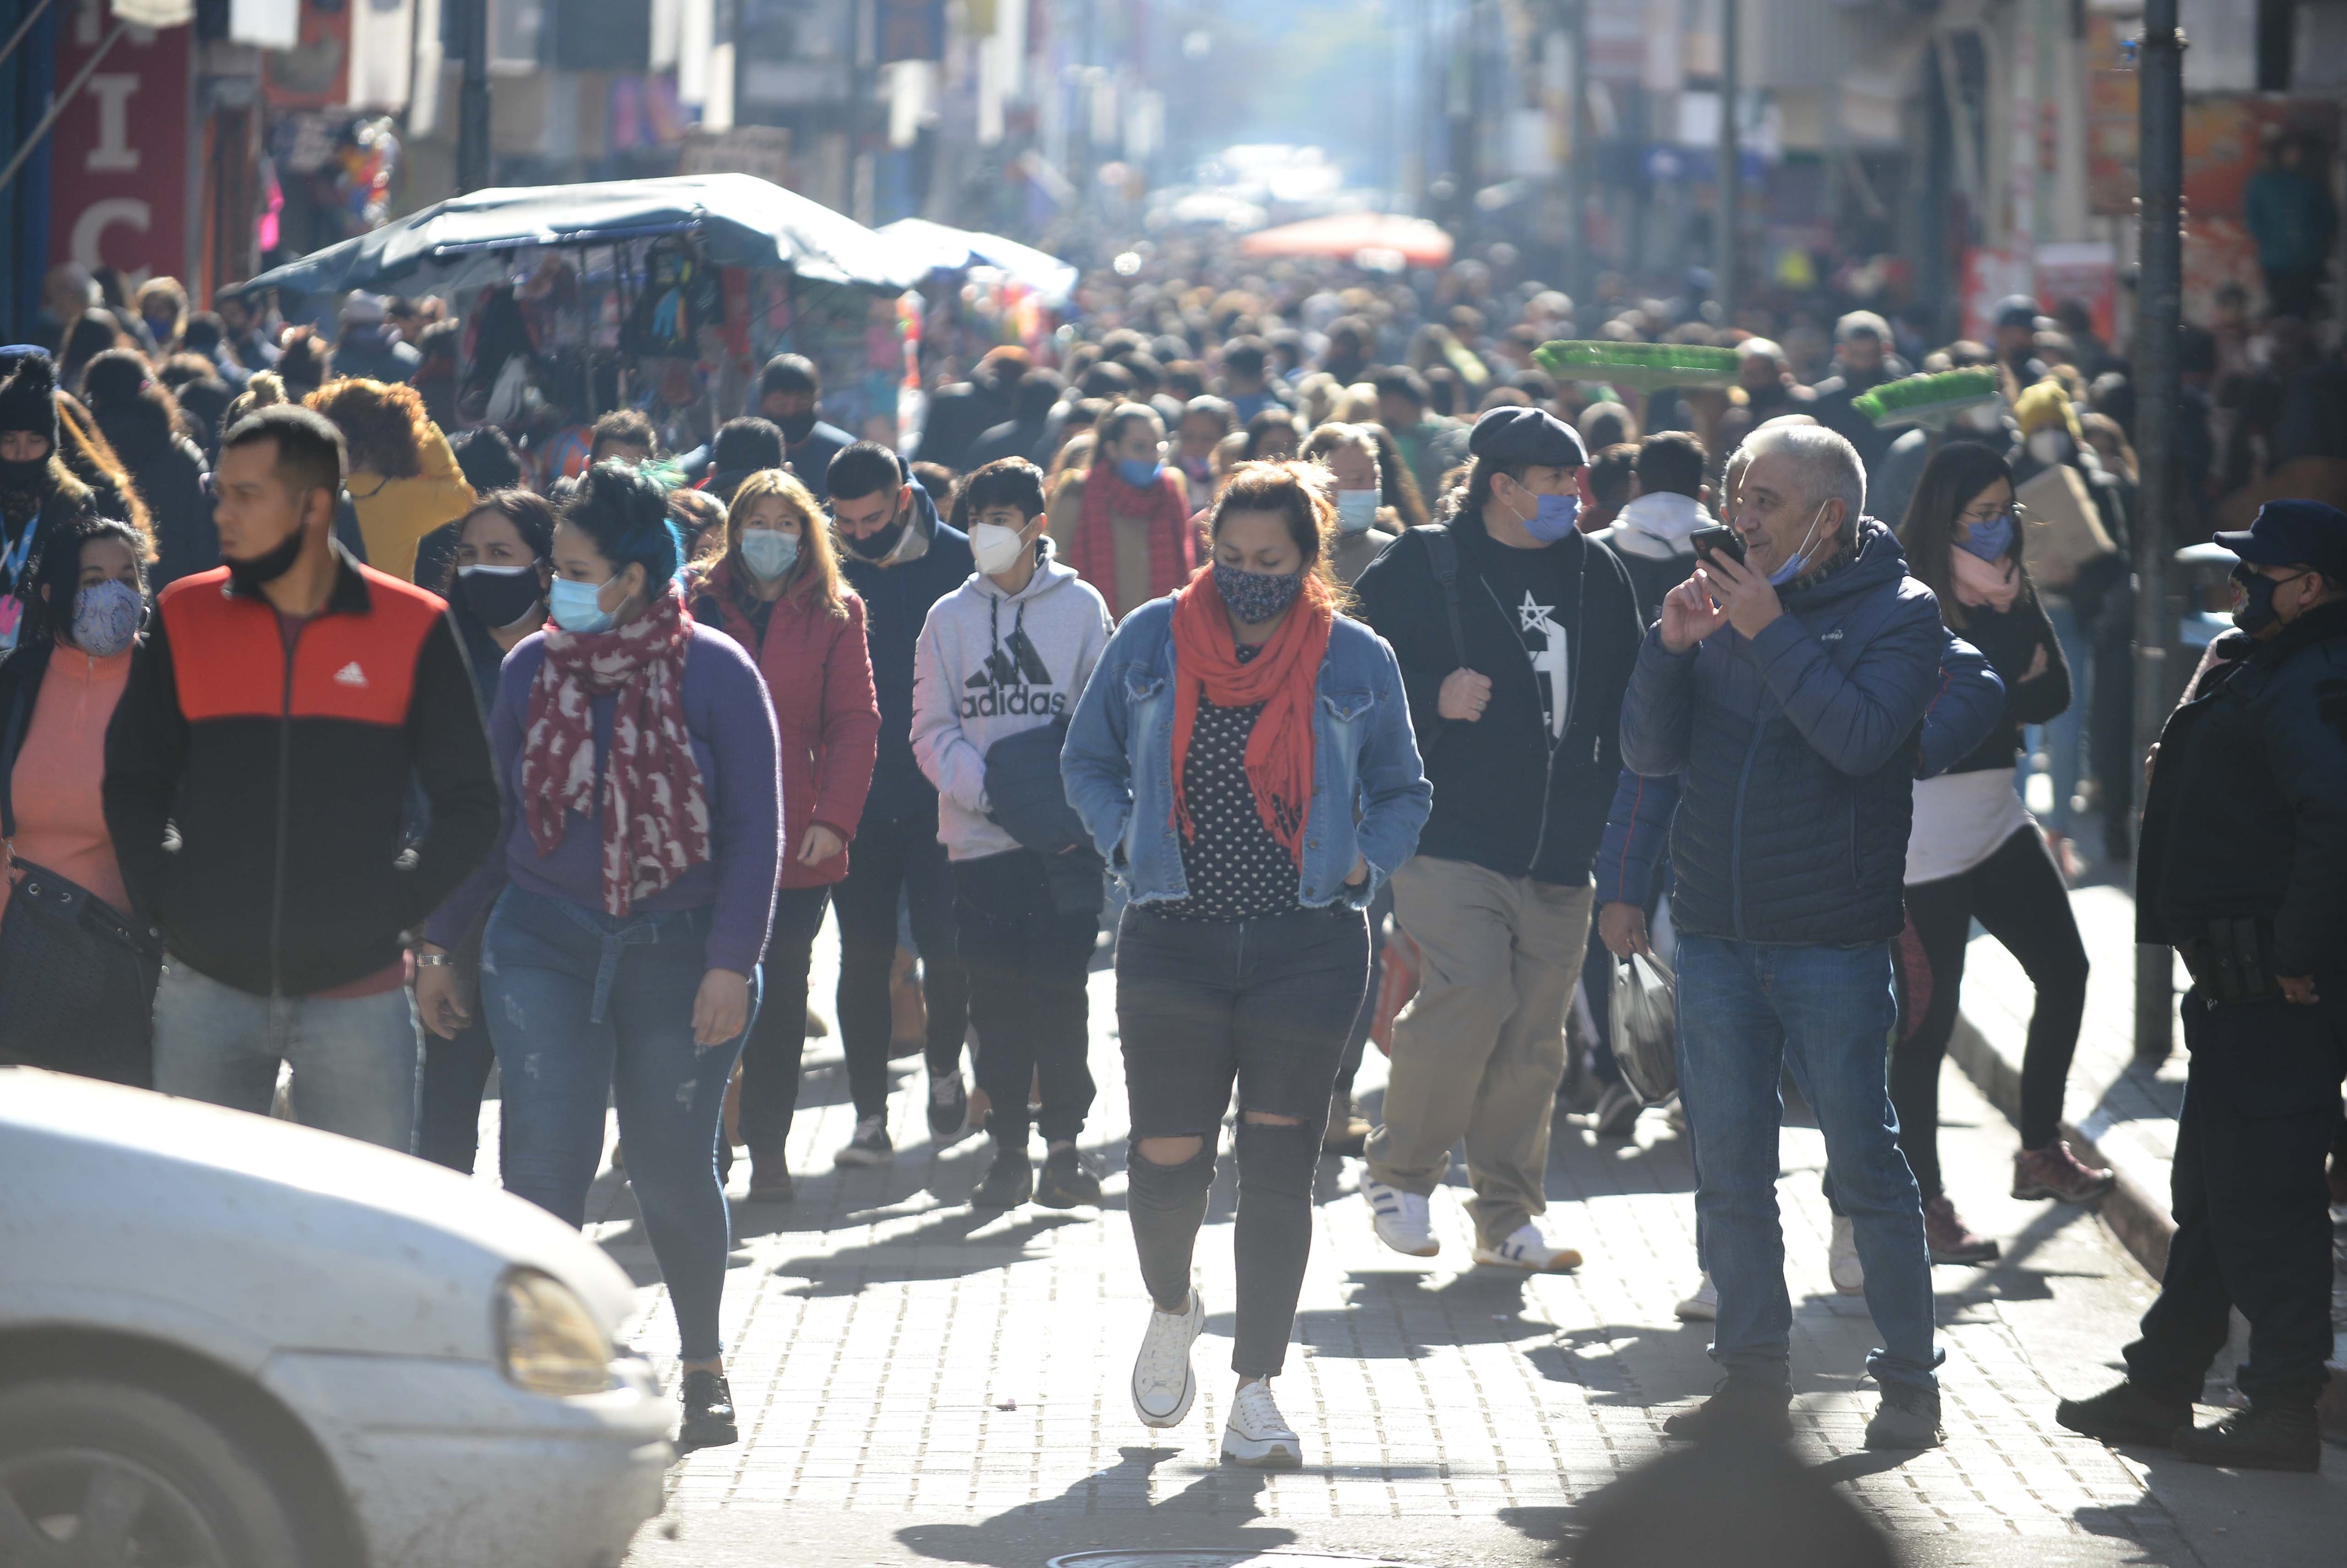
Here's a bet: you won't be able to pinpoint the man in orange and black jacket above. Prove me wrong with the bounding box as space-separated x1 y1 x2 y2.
105 406 498 1151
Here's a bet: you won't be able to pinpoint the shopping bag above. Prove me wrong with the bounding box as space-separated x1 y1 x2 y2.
1608 951 1677 1103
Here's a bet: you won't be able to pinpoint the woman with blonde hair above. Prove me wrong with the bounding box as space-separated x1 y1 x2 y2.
306 376 475 581
688 467 880 1200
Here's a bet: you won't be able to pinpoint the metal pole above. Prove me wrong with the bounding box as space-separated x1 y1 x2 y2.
0 0 59 76
2132 0 2183 1060
457 0 492 193
1716 0 1739 323
0 19 125 198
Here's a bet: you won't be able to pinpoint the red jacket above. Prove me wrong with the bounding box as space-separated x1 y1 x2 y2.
693 566 880 888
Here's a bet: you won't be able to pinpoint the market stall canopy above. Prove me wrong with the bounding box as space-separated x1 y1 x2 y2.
878 219 1079 307
1237 212 1455 270
230 174 928 299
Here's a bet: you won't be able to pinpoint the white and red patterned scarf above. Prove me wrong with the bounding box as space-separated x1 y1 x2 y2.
521 583 712 916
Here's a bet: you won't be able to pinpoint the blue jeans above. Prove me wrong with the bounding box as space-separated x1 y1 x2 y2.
152 959 421 1153
1675 933 1940 1394
2016 596 2089 832
481 887 758 1363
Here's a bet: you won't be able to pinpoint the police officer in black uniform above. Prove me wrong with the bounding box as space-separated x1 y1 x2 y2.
2056 498 2347 1472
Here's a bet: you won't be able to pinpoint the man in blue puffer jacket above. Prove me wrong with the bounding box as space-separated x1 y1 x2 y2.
1620 423 1959 1453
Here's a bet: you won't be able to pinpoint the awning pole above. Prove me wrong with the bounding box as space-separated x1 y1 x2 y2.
0 19 130 199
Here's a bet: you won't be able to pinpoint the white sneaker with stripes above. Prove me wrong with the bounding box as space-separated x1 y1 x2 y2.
1361 1178 1437 1256
1472 1223 1583 1272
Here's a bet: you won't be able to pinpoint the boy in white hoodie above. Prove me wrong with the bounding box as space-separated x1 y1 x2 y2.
912 459 1116 1211
1591 429 1714 626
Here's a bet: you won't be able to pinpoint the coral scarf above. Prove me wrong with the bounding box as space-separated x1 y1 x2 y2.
1949 546 2022 612
1066 462 1196 612
1168 567 1333 867
521 583 711 916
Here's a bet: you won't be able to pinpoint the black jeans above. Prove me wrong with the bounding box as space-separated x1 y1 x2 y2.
738 884 836 1157
2124 989 2347 1408
417 1021 497 1173
1894 826 2090 1193
830 806 969 1118
1117 903 1370 1377
953 849 1098 1149
1333 881 1394 1102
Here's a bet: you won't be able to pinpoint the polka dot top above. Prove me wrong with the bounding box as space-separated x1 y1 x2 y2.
1154 644 1304 922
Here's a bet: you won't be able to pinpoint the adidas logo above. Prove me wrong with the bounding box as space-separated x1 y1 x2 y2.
332 661 368 687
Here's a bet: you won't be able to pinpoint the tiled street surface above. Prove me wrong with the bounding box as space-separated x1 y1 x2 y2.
520 911 2347 1568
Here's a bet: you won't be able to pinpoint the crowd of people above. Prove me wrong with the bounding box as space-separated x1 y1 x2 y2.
1 237 2342 1475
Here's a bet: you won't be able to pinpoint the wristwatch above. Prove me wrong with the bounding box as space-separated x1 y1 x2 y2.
414 953 454 968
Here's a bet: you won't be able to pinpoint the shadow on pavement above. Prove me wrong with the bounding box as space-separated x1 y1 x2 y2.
890 1446 1299 1567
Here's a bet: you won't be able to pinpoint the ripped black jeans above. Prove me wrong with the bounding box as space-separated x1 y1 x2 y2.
1116 903 1370 1377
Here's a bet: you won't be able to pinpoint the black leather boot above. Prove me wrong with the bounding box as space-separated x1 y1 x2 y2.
2055 1381 2193 1447
2171 1405 2321 1472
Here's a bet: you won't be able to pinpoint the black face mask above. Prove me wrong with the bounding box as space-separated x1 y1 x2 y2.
225 524 309 596
844 517 905 560
2231 565 2309 635
456 563 545 629
0 454 47 494
777 413 819 446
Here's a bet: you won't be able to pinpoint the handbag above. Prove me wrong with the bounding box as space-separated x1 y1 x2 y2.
2016 463 2116 589
0 856 163 1085
1608 951 1678 1104
0 669 162 1085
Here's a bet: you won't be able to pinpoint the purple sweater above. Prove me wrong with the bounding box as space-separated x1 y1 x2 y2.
425 622 782 974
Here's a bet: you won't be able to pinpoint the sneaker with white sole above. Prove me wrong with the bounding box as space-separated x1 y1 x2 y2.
1472 1222 1583 1272
1221 1379 1302 1469
1130 1276 1204 1429
928 1072 971 1141
1674 1272 1718 1322
1591 1081 1643 1139
1361 1178 1437 1256
835 1114 894 1167
1828 1215 1864 1295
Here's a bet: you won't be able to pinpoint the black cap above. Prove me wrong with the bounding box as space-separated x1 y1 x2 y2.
1467 405 1587 470
1994 294 2042 331
2216 498 2347 584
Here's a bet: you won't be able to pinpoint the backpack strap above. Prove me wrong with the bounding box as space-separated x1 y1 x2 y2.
1421 525 1469 672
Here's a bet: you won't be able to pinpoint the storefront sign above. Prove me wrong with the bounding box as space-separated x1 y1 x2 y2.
48 0 191 290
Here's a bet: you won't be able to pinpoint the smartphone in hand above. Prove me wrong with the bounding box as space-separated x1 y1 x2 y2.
1690 525 1745 565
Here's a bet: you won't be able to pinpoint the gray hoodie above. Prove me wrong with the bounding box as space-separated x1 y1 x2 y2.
911 542 1113 860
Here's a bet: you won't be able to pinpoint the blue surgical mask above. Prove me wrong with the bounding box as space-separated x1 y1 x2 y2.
1956 512 2015 562
1118 458 1164 490
741 528 798 581
1523 490 1580 543
548 574 619 635
1335 489 1381 535
1768 502 1835 586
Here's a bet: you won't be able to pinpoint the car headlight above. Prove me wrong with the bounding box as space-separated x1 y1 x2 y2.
495 1268 613 1396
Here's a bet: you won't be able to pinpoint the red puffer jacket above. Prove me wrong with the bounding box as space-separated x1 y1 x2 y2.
694 566 881 888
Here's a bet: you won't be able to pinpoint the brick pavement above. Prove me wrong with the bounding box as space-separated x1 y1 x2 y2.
533 915 2347 1565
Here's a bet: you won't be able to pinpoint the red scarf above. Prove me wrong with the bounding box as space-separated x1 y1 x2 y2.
521 583 711 917
1168 567 1333 868
1066 462 1196 612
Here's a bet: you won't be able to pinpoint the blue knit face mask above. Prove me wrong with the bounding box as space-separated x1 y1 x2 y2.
1119 457 1165 490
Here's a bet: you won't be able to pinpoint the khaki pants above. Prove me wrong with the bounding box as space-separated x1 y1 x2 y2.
1365 856 1595 1247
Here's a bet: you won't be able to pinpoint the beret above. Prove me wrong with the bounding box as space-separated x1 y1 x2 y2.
1466 405 1588 469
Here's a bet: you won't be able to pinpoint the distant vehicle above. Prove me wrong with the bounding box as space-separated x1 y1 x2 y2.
0 1068 670 1568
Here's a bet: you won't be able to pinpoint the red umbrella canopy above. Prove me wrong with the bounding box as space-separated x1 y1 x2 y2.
1237 212 1455 269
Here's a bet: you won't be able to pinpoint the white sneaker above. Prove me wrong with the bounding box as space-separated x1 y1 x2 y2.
1829 1215 1865 1295
1472 1222 1583 1272
1674 1272 1718 1322
835 1114 894 1167
1130 1276 1204 1429
1220 1378 1302 1468
1362 1178 1438 1257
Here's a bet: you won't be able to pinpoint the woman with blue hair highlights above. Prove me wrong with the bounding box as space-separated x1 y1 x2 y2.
416 458 783 1452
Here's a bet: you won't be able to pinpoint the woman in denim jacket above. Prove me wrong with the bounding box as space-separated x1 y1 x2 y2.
1063 462 1430 1469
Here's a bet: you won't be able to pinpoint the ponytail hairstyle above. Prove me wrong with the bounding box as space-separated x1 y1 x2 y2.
561 459 683 590
1206 460 1350 611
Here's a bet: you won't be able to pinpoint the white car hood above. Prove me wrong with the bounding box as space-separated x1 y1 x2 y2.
0 1069 637 1369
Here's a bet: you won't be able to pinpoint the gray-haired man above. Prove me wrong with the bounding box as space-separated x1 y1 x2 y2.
1619 424 1957 1451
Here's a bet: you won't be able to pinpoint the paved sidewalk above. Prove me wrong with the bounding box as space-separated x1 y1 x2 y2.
520 915 2347 1568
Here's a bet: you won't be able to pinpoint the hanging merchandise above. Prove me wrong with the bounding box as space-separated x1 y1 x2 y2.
622 239 724 358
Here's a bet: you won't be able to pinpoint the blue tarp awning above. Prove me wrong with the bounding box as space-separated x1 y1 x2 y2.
877 218 1078 307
